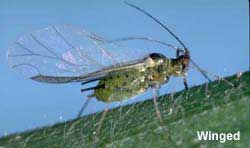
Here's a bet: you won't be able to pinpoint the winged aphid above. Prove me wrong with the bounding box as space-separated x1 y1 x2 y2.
7 1 234 144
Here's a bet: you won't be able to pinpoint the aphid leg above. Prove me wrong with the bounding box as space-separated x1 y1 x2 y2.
93 107 109 147
183 77 188 90
87 94 95 98
77 97 93 118
190 59 234 87
205 82 210 96
152 87 164 127
152 87 171 141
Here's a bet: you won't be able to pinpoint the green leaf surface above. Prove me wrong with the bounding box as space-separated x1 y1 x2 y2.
0 71 249 148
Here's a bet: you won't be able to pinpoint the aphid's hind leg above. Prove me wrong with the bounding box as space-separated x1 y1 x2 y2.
152 87 171 141
77 87 97 118
77 97 93 118
183 77 188 90
152 87 164 126
93 107 109 147
78 87 97 118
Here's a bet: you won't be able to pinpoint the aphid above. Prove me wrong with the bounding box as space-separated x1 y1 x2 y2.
7 1 234 144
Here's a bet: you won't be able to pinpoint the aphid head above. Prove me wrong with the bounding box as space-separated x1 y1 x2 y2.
179 49 190 74
125 2 213 83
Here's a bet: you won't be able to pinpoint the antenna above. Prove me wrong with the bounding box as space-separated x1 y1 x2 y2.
124 1 188 50
123 2 232 85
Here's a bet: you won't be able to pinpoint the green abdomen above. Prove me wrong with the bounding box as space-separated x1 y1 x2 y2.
94 69 149 102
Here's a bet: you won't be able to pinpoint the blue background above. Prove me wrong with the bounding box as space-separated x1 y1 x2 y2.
0 0 248 137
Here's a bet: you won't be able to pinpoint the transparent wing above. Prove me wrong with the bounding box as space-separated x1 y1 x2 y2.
8 25 156 83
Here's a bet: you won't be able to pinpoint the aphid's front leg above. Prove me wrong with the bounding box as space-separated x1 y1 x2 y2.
183 77 188 90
